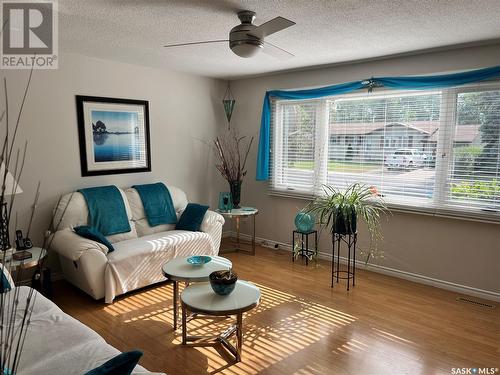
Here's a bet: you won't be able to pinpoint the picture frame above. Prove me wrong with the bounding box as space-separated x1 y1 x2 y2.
76 95 151 176
218 192 233 212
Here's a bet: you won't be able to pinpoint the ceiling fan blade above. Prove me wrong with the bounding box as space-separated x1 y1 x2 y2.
249 16 295 38
262 41 294 59
164 40 228 48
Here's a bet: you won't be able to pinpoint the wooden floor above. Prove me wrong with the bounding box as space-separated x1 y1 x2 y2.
53 246 500 375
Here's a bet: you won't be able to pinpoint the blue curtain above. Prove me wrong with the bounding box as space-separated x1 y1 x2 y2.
256 65 500 181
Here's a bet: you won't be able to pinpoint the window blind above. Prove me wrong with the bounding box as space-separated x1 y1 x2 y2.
446 88 500 213
270 82 500 221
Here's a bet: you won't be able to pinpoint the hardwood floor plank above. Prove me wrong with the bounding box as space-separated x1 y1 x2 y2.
52 247 500 374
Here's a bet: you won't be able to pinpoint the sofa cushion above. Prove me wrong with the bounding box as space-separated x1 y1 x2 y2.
53 189 138 244
126 185 188 237
104 230 215 303
176 203 209 232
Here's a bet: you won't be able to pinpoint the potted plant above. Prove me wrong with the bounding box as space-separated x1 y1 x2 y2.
306 183 388 262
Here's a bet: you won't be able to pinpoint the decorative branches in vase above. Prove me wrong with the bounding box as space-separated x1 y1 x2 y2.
0 66 63 373
213 128 253 209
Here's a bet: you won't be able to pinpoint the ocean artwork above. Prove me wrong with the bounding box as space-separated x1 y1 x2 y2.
91 110 142 162
76 96 151 176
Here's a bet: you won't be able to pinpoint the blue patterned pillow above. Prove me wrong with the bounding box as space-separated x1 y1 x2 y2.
84 350 143 375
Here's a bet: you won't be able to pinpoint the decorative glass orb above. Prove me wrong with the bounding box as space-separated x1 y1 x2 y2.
295 212 314 233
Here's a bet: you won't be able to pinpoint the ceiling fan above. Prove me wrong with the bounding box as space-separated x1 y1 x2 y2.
163 10 295 59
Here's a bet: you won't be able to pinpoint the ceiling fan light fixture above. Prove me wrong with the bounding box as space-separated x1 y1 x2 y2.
230 40 263 58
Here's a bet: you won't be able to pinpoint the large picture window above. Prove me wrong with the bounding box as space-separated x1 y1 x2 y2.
271 83 500 220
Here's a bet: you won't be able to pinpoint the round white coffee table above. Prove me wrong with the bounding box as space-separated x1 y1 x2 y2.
181 280 260 362
162 256 232 330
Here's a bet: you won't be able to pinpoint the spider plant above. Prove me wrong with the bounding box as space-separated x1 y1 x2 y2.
305 183 388 262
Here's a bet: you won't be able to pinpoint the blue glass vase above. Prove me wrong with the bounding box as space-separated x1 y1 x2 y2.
295 212 314 233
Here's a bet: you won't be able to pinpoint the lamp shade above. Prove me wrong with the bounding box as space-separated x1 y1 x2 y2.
0 163 22 196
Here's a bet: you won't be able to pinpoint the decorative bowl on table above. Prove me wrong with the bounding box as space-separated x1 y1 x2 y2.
187 255 212 266
209 270 238 295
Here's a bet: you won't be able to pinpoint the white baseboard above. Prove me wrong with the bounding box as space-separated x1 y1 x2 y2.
223 231 500 302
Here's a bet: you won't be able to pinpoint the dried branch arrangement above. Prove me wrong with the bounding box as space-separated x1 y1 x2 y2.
0 62 67 373
213 128 254 183
0 63 35 374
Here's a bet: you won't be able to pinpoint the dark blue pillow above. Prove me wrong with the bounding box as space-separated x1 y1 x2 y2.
84 350 143 375
0 267 12 293
176 203 209 232
74 226 115 252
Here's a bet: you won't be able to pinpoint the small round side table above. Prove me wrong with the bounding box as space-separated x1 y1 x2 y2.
217 207 258 255
2 247 47 272
162 256 232 330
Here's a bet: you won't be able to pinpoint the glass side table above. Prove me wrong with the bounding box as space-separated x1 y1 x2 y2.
292 230 318 265
217 207 258 256
2 247 47 272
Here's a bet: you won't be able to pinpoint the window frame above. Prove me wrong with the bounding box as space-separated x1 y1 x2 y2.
269 82 500 223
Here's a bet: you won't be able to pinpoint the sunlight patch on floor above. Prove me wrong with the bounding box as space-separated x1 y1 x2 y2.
103 281 359 374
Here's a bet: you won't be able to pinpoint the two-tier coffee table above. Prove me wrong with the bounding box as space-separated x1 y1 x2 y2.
162 256 232 330
181 280 260 362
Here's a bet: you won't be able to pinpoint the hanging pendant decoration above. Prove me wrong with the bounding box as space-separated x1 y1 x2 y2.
223 83 235 123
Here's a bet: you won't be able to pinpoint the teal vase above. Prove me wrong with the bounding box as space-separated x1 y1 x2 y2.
294 212 314 233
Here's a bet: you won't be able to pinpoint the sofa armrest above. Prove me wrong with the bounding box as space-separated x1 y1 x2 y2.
200 210 225 252
49 228 109 261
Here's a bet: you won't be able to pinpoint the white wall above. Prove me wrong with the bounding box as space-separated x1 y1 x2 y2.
2 52 226 254
229 43 500 299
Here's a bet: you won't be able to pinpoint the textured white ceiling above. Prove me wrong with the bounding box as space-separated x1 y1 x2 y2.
59 0 500 79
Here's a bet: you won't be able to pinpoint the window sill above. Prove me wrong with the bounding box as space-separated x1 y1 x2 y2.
268 189 500 225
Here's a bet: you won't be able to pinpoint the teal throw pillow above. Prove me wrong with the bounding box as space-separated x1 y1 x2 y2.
176 203 209 232
0 265 12 293
84 350 143 375
74 226 115 252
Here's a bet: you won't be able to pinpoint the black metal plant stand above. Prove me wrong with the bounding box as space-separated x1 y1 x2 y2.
292 230 318 265
331 232 357 291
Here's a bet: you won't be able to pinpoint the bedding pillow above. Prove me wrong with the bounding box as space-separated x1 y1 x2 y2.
0 264 13 293
74 226 115 252
175 203 209 232
84 350 143 375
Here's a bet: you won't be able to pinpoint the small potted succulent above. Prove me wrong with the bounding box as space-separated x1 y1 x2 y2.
306 183 388 262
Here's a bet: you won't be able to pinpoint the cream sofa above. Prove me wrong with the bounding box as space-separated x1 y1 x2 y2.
50 185 224 303
11 286 164 374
